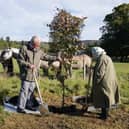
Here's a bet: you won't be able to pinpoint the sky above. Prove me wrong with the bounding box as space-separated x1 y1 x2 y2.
0 0 129 41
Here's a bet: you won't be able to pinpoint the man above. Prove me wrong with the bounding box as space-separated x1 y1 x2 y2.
17 36 60 113
91 47 120 120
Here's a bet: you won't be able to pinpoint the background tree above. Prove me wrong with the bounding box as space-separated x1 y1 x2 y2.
48 9 86 58
100 3 129 61
6 36 11 48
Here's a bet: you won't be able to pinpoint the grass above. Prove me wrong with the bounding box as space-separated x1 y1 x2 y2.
0 60 129 128
114 63 129 103
0 61 129 104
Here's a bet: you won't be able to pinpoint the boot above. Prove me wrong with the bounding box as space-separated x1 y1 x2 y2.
99 108 109 120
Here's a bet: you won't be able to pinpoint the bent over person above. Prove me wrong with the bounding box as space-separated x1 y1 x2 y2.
91 47 120 120
17 36 60 113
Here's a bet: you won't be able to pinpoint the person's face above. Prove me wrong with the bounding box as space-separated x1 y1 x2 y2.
91 50 98 61
33 37 41 48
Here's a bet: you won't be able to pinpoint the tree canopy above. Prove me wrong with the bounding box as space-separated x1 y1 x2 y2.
48 9 86 58
100 3 129 60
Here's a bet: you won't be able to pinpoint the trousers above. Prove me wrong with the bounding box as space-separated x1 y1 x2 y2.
17 81 35 109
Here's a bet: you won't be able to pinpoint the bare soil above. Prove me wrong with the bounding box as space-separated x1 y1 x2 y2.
1 93 129 129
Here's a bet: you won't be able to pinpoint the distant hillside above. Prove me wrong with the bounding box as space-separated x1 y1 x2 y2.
81 40 101 46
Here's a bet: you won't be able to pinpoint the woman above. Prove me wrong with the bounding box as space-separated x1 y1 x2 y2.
91 47 120 120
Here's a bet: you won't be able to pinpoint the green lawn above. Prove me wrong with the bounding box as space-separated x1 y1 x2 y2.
0 61 129 103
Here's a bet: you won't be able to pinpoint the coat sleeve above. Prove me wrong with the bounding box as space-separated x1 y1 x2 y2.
40 51 57 61
18 46 30 67
95 57 107 85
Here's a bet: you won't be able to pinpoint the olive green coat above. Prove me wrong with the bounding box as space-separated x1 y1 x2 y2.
18 45 57 81
91 54 120 108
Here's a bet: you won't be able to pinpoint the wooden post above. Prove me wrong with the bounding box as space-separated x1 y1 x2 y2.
83 55 86 80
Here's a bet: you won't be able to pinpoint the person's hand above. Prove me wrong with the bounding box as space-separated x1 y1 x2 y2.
57 51 62 62
29 64 35 69
57 56 62 62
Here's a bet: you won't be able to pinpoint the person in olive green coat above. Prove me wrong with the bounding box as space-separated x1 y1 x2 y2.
91 47 120 120
17 36 60 113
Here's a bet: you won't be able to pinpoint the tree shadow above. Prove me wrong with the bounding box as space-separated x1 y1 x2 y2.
48 105 99 119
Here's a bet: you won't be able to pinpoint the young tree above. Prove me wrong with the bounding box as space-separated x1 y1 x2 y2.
100 3 129 61
48 9 86 58
48 9 86 107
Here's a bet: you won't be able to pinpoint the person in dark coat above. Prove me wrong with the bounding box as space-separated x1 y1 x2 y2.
91 47 120 120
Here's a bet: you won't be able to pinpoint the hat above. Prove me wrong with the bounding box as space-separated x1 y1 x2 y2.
91 47 106 59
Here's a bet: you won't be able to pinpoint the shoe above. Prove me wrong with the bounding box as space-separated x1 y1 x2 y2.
98 108 108 120
98 114 108 120
26 106 37 111
17 108 26 113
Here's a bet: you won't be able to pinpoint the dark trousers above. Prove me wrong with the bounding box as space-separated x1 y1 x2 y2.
101 108 109 119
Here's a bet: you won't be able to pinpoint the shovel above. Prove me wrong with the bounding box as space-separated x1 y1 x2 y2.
33 71 50 115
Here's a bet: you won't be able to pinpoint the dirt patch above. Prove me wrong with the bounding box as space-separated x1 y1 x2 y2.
1 93 129 129
1 106 129 129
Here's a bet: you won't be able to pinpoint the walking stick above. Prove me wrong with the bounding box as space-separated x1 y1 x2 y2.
87 67 92 96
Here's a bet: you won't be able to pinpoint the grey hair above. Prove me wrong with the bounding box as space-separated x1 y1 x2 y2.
30 36 40 44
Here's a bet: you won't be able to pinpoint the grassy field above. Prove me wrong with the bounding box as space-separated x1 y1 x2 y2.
0 61 129 129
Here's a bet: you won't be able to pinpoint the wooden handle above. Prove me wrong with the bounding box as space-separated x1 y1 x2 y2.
33 71 44 105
